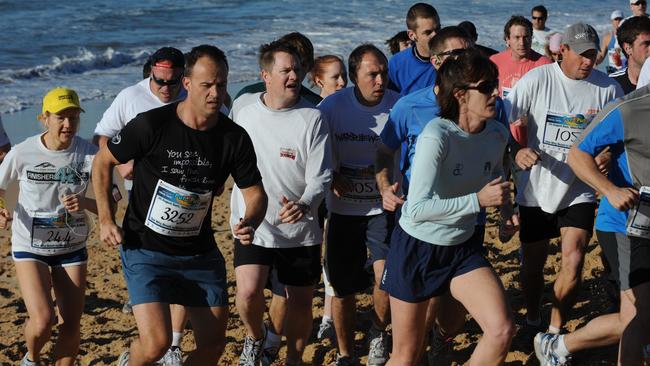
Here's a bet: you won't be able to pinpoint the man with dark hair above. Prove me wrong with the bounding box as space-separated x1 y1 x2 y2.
230 40 332 366
610 16 650 93
531 5 553 55
457 20 498 57
318 44 398 366
385 31 411 55
92 46 194 366
235 32 322 105
94 44 267 366
507 23 622 340
388 2 440 96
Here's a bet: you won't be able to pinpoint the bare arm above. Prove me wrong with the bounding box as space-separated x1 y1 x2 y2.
375 143 405 211
0 143 10 163
92 145 123 245
568 145 638 210
0 189 11 229
95 135 133 179
596 32 612 66
233 182 268 244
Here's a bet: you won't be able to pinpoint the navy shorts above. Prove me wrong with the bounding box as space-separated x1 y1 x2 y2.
120 246 228 307
13 247 88 268
325 212 394 297
519 203 596 243
380 223 490 303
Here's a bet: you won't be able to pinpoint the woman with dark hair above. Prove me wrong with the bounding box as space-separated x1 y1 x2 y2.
381 50 519 365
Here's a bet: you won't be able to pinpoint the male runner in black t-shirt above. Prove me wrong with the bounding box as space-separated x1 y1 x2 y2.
93 45 268 366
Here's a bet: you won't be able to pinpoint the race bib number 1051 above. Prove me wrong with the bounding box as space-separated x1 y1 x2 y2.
145 180 211 237
541 111 594 154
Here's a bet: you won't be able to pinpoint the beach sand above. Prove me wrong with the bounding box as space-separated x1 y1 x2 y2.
0 176 618 365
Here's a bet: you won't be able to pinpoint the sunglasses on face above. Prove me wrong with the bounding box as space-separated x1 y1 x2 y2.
465 80 499 95
151 73 183 87
532 16 546 20
436 48 466 57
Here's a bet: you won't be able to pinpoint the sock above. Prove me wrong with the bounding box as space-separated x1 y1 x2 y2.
264 329 281 348
547 325 561 334
25 353 35 363
553 335 571 358
322 315 332 324
171 331 183 348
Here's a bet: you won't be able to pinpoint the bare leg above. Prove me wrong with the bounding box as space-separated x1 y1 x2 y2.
386 296 428 366
268 294 287 335
235 264 270 340
51 264 86 366
184 306 228 365
332 295 356 357
372 260 390 328
129 303 172 366
170 304 188 346
284 285 314 364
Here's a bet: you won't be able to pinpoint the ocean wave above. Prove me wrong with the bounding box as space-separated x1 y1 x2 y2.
2 47 149 82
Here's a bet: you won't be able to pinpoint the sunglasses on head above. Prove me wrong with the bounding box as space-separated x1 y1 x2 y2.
151 73 183 87
465 80 499 95
436 48 466 57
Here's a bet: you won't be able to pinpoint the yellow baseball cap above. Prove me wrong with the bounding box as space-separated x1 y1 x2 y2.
42 87 84 115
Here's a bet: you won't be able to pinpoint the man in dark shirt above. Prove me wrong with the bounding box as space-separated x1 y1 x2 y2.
610 16 650 94
93 45 268 366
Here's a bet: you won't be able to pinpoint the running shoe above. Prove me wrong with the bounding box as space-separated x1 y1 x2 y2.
317 319 335 341
20 354 37 366
426 328 453 365
330 354 357 366
367 327 389 366
122 299 133 314
159 346 183 366
534 333 572 366
239 329 267 366
117 351 130 366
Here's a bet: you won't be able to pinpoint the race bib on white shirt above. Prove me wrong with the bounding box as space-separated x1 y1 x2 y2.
541 111 594 154
31 212 88 249
502 87 512 98
145 180 211 237
627 186 650 239
339 164 381 204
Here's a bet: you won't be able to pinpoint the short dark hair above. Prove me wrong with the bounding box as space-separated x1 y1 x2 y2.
617 16 650 58
406 3 440 31
429 26 470 57
531 5 548 18
278 32 314 73
437 49 499 122
458 21 478 42
142 59 151 79
385 31 410 55
258 40 301 73
348 44 388 84
504 15 533 40
184 45 228 77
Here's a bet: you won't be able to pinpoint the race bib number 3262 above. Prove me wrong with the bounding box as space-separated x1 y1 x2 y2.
145 180 211 237
541 111 593 154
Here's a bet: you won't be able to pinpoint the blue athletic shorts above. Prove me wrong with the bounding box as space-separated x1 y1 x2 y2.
380 223 490 303
12 247 88 268
120 246 228 307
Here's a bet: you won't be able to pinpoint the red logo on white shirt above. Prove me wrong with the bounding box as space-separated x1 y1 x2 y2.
280 148 297 160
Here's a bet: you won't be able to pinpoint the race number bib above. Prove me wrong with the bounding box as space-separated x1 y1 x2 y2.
502 87 511 98
31 212 88 249
627 186 650 239
145 180 211 237
541 111 594 154
339 164 381 204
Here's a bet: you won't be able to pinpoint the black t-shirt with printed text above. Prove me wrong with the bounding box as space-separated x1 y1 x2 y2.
108 102 261 255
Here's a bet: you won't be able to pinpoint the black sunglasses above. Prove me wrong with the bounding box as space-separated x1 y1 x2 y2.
532 16 546 20
465 80 499 95
151 73 183 87
436 48 466 57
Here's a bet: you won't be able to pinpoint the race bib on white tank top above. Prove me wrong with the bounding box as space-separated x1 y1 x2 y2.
30 212 88 249
541 111 594 154
145 179 211 237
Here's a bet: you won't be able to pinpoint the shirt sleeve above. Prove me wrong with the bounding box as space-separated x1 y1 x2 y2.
300 115 333 207
0 148 19 190
94 92 128 138
231 129 262 189
578 109 624 157
380 107 405 150
107 113 155 164
404 130 481 223
506 76 532 124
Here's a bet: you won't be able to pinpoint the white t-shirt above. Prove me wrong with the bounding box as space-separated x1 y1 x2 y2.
532 27 553 56
318 87 399 216
229 93 332 249
0 116 11 147
507 62 623 213
0 135 97 255
637 56 650 89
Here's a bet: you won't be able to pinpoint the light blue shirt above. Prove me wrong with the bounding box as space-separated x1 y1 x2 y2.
399 117 509 245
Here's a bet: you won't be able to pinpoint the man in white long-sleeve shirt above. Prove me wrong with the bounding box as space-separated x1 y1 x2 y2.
229 40 332 366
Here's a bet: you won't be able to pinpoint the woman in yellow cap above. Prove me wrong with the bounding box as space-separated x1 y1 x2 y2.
0 87 98 366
